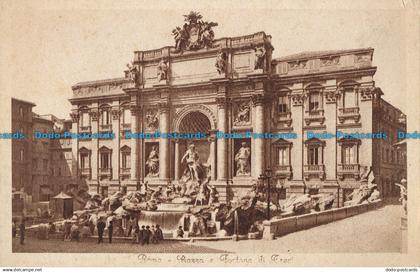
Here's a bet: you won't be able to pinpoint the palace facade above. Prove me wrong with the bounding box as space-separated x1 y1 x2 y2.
69 18 406 206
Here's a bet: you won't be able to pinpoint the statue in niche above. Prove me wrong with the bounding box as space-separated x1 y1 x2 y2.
181 143 202 182
215 51 227 75
254 46 266 70
157 59 169 82
235 142 251 176
146 145 159 177
234 102 250 126
126 62 139 84
145 110 159 130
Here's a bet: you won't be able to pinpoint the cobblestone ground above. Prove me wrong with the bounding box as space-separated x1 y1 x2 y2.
194 204 405 253
12 204 404 253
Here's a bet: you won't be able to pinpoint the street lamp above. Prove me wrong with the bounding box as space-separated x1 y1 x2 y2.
258 168 273 220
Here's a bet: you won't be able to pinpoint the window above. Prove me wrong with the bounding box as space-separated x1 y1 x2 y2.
342 86 357 108
80 152 90 169
278 147 288 166
391 150 395 163
309 92 320 111
19 107 24 119
32 159 37 170
278 96 289 113
122 152 131 169
122 108 131 124
308 146 319 165
20 150 24 161
58 168 61 176
342 145 356 164
99 148 111 169
81 112 90 127
101 109 110 125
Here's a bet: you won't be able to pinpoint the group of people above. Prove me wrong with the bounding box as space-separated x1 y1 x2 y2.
93 215 164 245
131 224 164 245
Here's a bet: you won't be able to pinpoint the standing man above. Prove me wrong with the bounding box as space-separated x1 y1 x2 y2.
19 217 25 245
139 225 146 245
108 219 114 244
97 217 106 244
155 224 163 242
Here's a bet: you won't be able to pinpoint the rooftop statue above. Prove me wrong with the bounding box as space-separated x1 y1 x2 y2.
172 11 218 52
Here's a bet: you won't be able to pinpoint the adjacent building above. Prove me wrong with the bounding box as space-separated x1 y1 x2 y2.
12 98 78 213
68 15 406 206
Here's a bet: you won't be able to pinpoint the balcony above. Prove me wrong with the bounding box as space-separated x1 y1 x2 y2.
304 109 325 126
337 164 360 180
99 168 112 179
79 168 91 179
273 165 292 180
275 111 292 127
120 168 131 177
99 124 112 133
303 164 325 180
338 107 360 124
79 126 91 133
120 123 131 131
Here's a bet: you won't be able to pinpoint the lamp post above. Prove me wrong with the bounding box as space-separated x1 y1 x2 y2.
258 168 273 220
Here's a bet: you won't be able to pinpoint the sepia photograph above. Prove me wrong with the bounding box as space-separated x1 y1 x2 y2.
0 0 419 269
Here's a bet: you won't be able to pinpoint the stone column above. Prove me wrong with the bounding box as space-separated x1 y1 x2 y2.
130 105 140 182
90 107 99 183
159 103 170 184
216 98 228 182
111 106 120 182
70 110 79 179
174 139 180 181
208 132 217 181
252 94 265 178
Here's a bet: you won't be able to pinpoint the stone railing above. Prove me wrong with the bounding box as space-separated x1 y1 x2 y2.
303 164 325 180
338 107 359 116
79 168 91 178
99 124 112 132
99 168 112 178
79 126 91 133
263 199 383 239
119 168 131 176
337 164 360 180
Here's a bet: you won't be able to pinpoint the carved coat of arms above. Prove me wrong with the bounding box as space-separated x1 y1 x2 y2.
172 11 218 51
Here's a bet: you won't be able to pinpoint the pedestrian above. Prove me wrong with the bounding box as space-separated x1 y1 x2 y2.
97 217 106 244
70 223 80 242
19 217 25 245
176 226 184 238
127 216 135 237
108 219 113 243
144 225 151 245
132 225 140 244
155 224 163 242
139 225 146 245
63 220 72 241
12 220 17 238
150 225 157 244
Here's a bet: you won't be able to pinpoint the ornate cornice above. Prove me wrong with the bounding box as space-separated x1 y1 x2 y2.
251 94 265 107
70 112 79 123
89 109 99 121
111 108 120 120
289 92 305 106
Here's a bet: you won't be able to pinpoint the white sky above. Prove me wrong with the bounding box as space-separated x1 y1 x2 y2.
1 1 408 119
